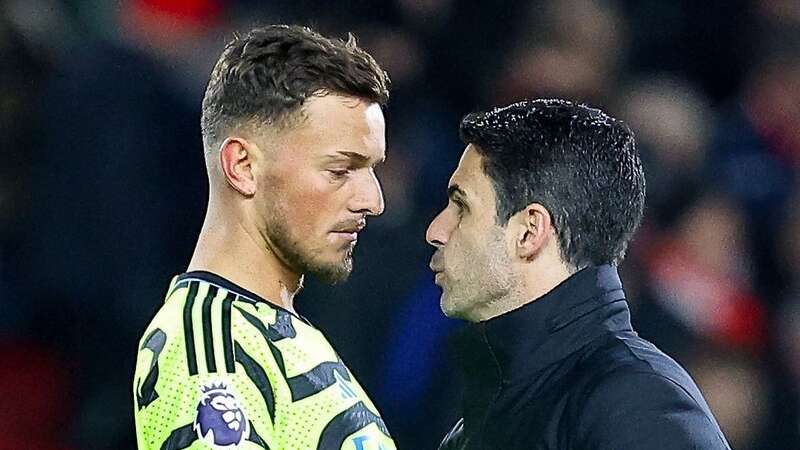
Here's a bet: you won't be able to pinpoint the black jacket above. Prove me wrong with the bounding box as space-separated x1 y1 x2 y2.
439 265 731 450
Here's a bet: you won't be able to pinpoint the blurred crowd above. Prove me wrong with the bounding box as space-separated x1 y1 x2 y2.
1 0 799 448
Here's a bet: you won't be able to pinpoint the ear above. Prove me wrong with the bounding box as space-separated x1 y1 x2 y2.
219 137 257 197
514 203 554 261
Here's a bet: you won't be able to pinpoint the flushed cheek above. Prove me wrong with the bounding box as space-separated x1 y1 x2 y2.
290 201 327 240
283 169 355 247
290 196 343 249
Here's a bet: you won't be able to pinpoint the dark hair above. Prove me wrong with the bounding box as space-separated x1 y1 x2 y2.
460 99 645 268
201 24 390 149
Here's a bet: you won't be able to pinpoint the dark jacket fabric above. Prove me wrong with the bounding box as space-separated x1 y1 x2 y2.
438 265 731 450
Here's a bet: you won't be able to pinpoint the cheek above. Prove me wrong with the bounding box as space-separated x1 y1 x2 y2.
444 229 478 271
283 192 323 233
445 224 506 277
276 172 345 235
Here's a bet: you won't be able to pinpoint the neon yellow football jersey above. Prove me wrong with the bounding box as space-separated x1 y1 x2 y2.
133 271 396 450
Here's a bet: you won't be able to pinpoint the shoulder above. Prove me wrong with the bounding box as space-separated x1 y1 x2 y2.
135 279 277 383
578 332 699 392
576 332 712 418
135 281 191 357
570 335 730 449
579 369 703 415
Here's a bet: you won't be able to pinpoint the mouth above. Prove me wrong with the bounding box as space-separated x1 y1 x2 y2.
429 258 444 285
429 253 444 274
331 219 366 243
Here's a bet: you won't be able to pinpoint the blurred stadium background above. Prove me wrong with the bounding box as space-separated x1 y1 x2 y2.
2 0 799 448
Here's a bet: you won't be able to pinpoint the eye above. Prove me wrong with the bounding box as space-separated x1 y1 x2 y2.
328 169 349 179
451 199 467 217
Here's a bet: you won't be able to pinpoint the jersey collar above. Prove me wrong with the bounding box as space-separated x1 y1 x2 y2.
174 270 311 324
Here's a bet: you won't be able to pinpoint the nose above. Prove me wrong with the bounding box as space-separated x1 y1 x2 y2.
350 168 385 216
426 209 448 248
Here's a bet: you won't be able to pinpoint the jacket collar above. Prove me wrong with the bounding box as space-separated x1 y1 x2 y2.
460 264 632 384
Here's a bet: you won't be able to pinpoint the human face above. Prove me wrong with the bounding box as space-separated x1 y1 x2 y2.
256 94 386 283
426 145 514 320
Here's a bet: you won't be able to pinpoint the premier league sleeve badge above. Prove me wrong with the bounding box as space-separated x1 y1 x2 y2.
194 381 250 447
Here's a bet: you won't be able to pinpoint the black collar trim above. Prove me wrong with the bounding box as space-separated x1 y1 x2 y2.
174 270 309 324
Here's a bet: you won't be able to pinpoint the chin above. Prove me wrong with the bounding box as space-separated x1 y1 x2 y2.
307 256 353 284
440 296 459 318
441 291 477 320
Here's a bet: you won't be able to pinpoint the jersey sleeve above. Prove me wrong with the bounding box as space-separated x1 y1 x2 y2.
133 285 280 450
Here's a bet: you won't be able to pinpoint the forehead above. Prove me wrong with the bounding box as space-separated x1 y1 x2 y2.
283 94 386 161
450 144 495 204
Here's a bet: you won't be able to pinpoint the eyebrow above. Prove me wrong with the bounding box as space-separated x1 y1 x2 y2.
328 151 385 166
448 185 468 201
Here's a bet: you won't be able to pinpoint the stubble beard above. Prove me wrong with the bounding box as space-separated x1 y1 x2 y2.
266 213 354 285
442 228 514 321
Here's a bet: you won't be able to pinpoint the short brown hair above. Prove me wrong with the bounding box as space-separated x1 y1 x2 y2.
201 24 390 150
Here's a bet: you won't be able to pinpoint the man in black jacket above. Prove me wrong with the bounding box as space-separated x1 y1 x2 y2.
426 99 731 449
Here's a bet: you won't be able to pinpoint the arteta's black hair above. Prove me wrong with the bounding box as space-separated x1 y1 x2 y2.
460 99 646 268
201 24 390 150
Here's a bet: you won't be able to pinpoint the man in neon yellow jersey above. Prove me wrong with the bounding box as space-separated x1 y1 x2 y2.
133 24 394 450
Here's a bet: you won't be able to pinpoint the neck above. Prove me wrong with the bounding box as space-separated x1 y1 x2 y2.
187 203 302 314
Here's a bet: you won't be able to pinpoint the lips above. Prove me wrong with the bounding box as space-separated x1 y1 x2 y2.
432 269 445 286
331 219 366 244
333 219 366 234
429 252 444 274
